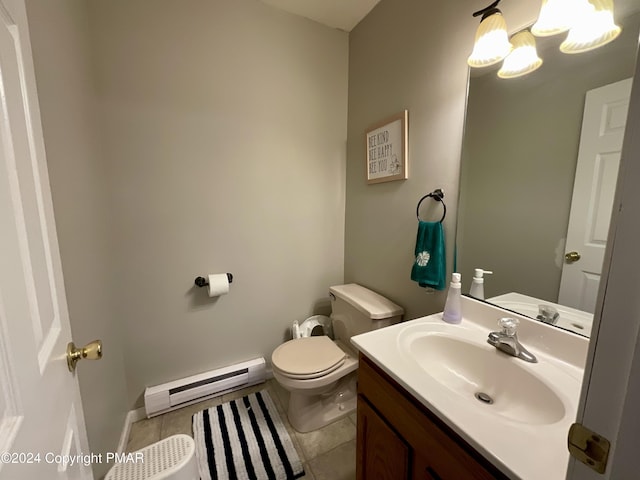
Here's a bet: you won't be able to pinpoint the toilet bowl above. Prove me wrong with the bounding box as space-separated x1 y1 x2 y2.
271 284 403 433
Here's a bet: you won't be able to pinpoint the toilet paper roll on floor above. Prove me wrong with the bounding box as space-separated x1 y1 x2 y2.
207 273 230 297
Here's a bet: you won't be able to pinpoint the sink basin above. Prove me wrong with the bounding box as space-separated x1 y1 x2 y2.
401 332 565 425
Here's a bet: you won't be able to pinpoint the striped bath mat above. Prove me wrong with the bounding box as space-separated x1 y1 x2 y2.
192 390 305 480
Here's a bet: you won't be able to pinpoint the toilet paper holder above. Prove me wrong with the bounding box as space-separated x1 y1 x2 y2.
195 273 233 288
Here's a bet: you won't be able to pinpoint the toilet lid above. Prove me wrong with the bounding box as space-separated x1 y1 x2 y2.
272 336 346 377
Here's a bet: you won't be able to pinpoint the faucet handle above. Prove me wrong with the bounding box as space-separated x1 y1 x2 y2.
499 317 519 336
537 304 560 323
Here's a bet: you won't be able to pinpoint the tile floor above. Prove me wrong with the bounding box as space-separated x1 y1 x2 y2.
126 379 357 480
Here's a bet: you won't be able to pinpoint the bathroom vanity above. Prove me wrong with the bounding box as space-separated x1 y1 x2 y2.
351 297 588 480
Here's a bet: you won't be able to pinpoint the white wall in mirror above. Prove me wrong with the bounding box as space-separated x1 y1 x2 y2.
457 10 640 338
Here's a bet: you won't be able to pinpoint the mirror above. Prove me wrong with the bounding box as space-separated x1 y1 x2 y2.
457 7 640 337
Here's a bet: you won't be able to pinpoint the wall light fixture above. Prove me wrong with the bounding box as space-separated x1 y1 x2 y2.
469 0 622 78
560 0 621 53
498 30 543 78
468 0 513 68
531 0 592 36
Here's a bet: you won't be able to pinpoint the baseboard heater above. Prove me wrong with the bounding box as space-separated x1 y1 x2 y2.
144 357 266 418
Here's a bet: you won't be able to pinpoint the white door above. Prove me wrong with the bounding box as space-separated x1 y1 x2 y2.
0 1 93 479
558 78 632 313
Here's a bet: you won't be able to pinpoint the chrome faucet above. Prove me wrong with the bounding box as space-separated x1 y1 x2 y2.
537 304 559 325
487 318 537 363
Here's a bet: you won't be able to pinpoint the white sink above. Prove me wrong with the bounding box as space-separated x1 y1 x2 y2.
351 296 588 480
401 328 565 426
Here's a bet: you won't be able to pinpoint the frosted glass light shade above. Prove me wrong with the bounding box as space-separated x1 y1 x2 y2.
531 0 592 36
560 0 621 53
468 12 513 68
498 31 543 79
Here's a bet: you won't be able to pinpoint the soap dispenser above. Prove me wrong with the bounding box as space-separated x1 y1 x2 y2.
442 273 462 324
469 268 493 300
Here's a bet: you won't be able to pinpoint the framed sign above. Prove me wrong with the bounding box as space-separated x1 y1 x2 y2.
365 110 408 184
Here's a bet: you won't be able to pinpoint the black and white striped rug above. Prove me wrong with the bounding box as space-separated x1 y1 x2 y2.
192 390 305 480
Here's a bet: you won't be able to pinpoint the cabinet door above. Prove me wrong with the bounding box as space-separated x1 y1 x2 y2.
357 396 410 480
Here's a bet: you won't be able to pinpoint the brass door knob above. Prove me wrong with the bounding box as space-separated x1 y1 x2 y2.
67 340 102 373
565 251 581 263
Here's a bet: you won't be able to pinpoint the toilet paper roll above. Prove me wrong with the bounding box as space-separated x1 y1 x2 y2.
207 273 230 297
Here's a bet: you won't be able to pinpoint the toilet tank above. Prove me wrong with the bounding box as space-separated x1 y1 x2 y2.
329 284 404 342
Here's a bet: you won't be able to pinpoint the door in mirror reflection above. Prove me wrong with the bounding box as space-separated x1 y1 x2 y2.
559 78 632 313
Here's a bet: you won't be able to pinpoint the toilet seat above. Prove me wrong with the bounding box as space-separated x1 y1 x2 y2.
275 358 345 380
272 336 346 380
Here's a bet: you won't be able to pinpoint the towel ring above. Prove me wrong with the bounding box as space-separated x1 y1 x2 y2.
416 189 446 223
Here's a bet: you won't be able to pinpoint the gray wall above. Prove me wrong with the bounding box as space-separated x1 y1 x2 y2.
345 0 539 320
457 13 640 303
24 0 128 477
86 0 349 406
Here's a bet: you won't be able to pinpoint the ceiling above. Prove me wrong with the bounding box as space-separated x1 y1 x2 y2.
259 0 382 32
260 0 640 34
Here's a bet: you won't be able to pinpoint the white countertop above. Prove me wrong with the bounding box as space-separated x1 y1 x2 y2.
351 296 588 480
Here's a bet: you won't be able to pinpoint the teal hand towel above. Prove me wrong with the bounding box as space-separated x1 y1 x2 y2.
411 221 446 290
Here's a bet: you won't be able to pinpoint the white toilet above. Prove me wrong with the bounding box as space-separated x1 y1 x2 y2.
271 283 403 433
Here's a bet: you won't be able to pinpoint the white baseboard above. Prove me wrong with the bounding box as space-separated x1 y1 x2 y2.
116 407 146 453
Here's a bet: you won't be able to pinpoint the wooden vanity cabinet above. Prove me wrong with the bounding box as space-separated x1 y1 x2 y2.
356 353 509 480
